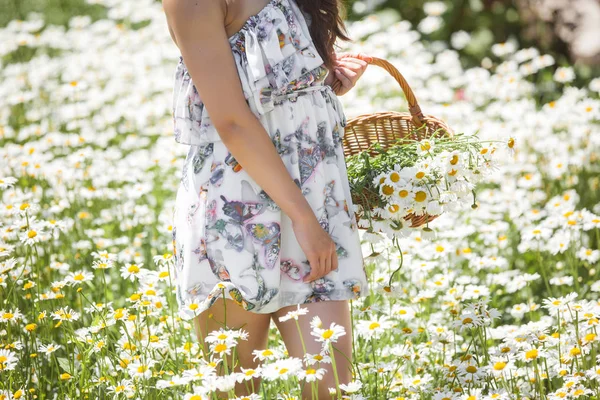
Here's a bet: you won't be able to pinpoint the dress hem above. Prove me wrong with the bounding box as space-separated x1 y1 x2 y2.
176 281 369 321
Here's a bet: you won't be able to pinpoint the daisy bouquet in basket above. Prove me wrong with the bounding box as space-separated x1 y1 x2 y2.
346 130 510 240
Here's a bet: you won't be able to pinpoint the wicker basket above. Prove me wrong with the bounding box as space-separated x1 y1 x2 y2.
332 56 454 229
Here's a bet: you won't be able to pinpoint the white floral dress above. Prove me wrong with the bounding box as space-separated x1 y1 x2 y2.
171 0 368 320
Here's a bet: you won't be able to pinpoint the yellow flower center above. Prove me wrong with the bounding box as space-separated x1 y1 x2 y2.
214 344 228 353
525 349 538 359
128 265 140 273
382 185 394 196
322 329 334 339
570 347 581 356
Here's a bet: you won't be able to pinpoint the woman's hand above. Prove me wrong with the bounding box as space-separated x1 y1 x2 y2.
292 216 338 283
324 52 372 96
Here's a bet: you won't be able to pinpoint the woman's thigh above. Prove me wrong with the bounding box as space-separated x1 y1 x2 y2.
272 300 354 397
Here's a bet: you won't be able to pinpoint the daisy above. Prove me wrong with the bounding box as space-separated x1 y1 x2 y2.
554 66 575 83
235 366 262 383
457 362 487 383
576 247 600 263
304 352 332 366
0 349 18 371
1 308 23 323
433 390 460 400
261 357 303 381
183 391 211 400
39 343 62 356
181 364 217 382
417 139 436 156
252 348 282 362
310 319 346 346
355 315 395 339
542 292 578 315
278 304 309 322
51 307 80 322
504 136 516 156
205 328 247 347
65 270 94 286
120 262 147 282
0 176 17 189
232 394 261 400
519 345 546 363
339 380 363 394
296 367 327 383
156 374 187 389
106 379 135 396
127 359 156 380
92 259 115 270
452 312 484 332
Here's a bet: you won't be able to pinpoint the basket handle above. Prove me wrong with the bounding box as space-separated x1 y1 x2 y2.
330 56 425 127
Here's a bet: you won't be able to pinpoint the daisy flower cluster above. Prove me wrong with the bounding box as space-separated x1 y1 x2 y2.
350 134 510 238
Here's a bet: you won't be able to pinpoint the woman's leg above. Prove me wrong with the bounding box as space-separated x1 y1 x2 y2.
272 300 354 400
193 297 271 396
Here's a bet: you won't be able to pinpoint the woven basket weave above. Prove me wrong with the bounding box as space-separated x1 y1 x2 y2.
332 56 454 229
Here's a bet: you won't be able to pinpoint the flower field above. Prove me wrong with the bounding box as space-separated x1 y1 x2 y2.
1 1 600 399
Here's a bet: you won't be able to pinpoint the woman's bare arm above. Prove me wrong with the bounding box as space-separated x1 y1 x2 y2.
162 0 338 281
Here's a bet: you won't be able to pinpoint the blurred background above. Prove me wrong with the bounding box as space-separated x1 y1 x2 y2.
2 0 599 87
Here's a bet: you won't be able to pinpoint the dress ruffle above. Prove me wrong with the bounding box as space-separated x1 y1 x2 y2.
171 0 346 146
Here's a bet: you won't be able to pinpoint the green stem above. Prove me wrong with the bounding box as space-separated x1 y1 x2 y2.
329 342 342 399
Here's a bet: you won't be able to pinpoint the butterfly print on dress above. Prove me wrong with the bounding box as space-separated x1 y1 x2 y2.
209 162 225 187
220 195 265 224
246 222 281 270
241 179 280 212
192 143 214 174
225 152 243 172
305 277 336 303
280 259 303 281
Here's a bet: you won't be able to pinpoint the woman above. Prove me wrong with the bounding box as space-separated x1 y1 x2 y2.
163 0 370 397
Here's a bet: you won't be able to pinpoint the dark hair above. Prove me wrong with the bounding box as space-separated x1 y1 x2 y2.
297 0 353 70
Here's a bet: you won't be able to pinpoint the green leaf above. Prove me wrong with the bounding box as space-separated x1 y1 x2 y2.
57 357 72 374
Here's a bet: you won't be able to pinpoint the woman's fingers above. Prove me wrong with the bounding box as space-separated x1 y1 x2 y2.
336 52 373 65
303 256 321 282
337 58 367 70
331 245 339 271
323 253 331 277
334 67 354 89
